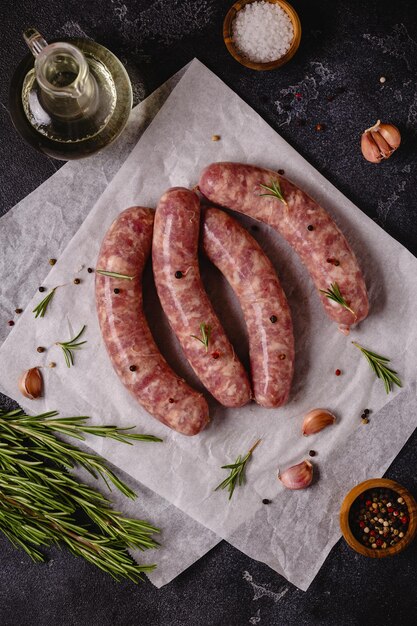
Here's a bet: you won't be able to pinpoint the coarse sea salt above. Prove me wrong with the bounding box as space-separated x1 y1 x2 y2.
232 1 294 63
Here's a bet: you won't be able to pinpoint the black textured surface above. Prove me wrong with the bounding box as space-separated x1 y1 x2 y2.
1 1 417 625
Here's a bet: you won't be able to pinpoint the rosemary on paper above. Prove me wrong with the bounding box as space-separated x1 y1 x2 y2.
56 325 87 367
259 180 287 205
191 323 212 352
352 342 402 394
0 407 162 582
215 439 261 501
96 270 135 280
33 288 57 318
319 282 356 318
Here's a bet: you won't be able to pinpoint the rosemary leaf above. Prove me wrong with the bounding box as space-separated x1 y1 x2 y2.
32 288 57 318
352 341 402 394
56 325 87 368
319 282 356 318
259 180 287 205
190 323 212 352
215 440 261 500
96 270 135 280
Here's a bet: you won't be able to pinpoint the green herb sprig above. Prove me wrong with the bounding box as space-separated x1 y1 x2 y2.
319 282 356 318
352 342 402 394
96 270 135 281
259 180 287 205
33 288 57 318
0 407 162 582
56 325 87 367
215 439 261 500
191 323 212 352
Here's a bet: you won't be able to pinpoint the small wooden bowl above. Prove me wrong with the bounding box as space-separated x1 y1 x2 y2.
340 478 417 558
223 0 301 70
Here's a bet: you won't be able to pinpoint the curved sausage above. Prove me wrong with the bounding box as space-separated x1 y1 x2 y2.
152 188 251 407
202 208 294 408
199 163 369 334
95 206 209 436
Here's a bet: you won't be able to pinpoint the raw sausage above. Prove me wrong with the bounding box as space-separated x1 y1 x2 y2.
199 163 369 334
96 206 209 436
152 188 251 407
203 208 294 407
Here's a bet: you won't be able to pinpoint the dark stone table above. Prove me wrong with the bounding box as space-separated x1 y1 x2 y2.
1 1 417 624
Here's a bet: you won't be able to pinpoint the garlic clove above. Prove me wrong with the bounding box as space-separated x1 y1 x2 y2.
378 123 401 150
302 408 336 436
278 460 313 490
19 367 43 399
361 120 401 163
371 131 393 159
361 132 383 163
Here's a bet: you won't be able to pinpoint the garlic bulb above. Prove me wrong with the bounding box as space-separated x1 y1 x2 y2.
361 120 401 163
278 460 313 490
302 408 336 436
18 367 43 399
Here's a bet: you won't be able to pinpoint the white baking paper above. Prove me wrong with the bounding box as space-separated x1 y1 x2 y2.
1 59 417 590
0 64 220 589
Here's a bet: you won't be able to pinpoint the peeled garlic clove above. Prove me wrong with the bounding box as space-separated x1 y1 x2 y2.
278 460 313 490
302 408 336 436
361 120 401 163
19 367 43 399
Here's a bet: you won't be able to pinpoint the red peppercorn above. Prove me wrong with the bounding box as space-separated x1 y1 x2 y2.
401 516 408 524
295 92 302 99
388 507 393 513
335 369 341 376
376 539 383 546
359 521 365 528
8 320 15 326
211 351 220 359
370 530 376 536
366 500 372 506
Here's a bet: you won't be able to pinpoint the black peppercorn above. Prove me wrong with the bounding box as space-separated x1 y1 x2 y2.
129 365 136 372
175 271 183 279
114 288 120 294
309 450 316 457
269 315 278 323
49 258 57 266
278 169 285 175
8 320 14 326
87 267 94 273
364 408 370 415
307 225 314 231
73 278 81 285
168 398 175 403
39 286 45 293
15 308 23 314
37 346 45 353
262 499 271 505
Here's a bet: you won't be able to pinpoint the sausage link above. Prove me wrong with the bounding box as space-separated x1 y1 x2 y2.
199 163 369 334
203 208 294 407
152 188 252 407
95 206 209 436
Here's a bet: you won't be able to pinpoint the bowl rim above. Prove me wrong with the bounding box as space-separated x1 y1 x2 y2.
223 0 302 71
340 478 417 558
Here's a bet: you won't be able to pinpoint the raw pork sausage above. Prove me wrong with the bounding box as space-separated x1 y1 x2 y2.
199 163 369 334
96 206 209 436
152 188 251 407
203 208 294 407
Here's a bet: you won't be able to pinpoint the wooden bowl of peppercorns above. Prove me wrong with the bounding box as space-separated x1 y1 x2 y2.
340 479 417 558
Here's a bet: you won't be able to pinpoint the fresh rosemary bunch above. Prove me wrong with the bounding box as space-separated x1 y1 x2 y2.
56 325 87 367
352 342 402 394
215 440 261 500
0 407 162 582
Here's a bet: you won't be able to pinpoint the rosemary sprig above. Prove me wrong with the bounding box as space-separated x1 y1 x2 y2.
0 407 161 582
190 323 212 352
352 342 402 394
259 180 288 205
319 282 356 318
96 270 135 280
32 288 57 318
215 439 261 500
56 325 87 367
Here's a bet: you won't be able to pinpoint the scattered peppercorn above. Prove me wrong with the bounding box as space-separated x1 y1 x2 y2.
269 315 278 323
114 288 120 294
335 369 341 376
48 362 56 368
309 450 316 457
279 354 286 360
307 224 314 231
37 346 45 353
15 308 23 314
262 499 271 505
39 287 45 293
362 417 369 425
334 260 340 266
168 398 175 403
129 365 137 372
295 92 302 100
8 320 14 326
175 271 183 279
73 278 81 285
211 351 220 359
87 267 94 273
350 488 409 549
49 258 57 266
315 123 325 131
278 169 285 175
364 408 370 415
211 134 221 141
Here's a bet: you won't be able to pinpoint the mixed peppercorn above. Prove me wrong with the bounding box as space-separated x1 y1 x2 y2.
350 488 409 550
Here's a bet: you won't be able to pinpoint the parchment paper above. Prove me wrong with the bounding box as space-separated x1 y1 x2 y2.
1 59 417 590
0 64 220 589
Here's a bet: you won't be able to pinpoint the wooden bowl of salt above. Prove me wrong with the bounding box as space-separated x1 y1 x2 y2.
223 0 301 70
